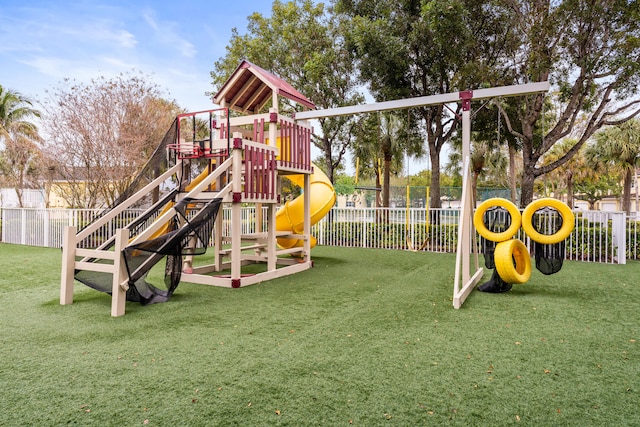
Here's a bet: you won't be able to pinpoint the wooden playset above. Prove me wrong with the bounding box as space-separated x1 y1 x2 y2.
60 60 336 316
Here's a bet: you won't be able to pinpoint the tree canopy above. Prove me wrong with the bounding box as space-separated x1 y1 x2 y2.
498 0 640 206
585 120 640 214
209 0 640 209
335 0 515 207
209 0 363 183
41 72 181 208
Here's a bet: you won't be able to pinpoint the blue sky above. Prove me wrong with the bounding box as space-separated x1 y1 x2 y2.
0 0 432 174
0 0 275 111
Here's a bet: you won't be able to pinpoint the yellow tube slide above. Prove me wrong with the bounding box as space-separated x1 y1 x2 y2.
276 164 336 249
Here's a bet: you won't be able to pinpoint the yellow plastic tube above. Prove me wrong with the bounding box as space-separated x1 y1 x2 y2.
276 164 336 249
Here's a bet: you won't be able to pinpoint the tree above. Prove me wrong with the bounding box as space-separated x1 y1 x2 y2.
542 138 592 208
371 111 424 207
573 170 621 210
335 0 515 207
447 129 508 205
584 120 640 214
209 0 363 183
0 85 42 207
352 113 383 206
41 72 181 208
333 173 356 196
498 0 640 207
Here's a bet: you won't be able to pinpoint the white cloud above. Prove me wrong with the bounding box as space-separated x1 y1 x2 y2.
141 8 197 58
113 30 138 49
142 11 159 31
19 56 69 80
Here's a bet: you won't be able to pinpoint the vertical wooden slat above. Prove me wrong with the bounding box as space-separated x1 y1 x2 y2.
60 226 77 305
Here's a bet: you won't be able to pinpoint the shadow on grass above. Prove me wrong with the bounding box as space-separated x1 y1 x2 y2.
508 282 585 300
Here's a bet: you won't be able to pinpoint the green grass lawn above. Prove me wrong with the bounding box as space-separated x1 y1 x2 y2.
0 243 638 426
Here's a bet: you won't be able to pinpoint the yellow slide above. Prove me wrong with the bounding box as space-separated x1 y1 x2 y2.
144 165 215 241
275 164 336 249
142 159 335 250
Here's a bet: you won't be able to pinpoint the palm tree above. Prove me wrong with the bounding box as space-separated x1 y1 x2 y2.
446 122 507 206
378 112 421 208
0 85 42 207
352 113 382 207
586 120 640 214
0 85 40 142
543 139 592 208
353 111 425 208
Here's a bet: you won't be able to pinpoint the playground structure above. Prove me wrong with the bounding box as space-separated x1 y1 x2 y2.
60 61 336 316
59 56 555 315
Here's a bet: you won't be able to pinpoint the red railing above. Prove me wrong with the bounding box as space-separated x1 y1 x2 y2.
170 108 230 159
243 143 277 200
253 118 266 144
278 119 312 171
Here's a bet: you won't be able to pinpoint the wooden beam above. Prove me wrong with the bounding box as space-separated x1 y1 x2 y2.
294 82 550 120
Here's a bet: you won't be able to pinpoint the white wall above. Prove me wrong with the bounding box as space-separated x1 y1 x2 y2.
0 188 46 208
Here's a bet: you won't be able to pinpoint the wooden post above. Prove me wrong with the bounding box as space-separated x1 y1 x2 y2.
231 133 243 287
213 195 224 272
303 173 311 262
111 228 129 317
60 226 77 305
461 105 471 284
453 96 483 309
267 203 277 270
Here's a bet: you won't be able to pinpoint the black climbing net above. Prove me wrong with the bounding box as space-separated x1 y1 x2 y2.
75 197 222 305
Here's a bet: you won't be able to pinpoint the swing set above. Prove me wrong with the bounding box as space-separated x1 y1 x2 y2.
296 81 551 309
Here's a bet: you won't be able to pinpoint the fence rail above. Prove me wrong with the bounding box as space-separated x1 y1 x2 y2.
0 206 633 264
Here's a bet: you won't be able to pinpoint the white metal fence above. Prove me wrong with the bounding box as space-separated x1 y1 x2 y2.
0 206 634 264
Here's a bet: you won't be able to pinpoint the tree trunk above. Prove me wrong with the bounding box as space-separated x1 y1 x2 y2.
623 168 633 214
509 143 517 204
520 167 536 208
382 156 391 207
429 148 441 208
471 171 479 208
15 188 24 208
324 141 334 184
566 173 573 209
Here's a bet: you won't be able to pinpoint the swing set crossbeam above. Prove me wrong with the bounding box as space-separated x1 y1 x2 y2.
294 82 549 120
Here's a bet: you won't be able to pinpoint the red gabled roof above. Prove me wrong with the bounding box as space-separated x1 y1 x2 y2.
213 60 315 113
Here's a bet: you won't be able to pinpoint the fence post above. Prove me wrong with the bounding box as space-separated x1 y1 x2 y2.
611 212 627 264
21 209 26 245
44 209 50 247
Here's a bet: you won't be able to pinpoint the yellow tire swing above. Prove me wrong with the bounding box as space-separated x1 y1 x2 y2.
494 238 532 283
473 198 531 285
521 198 575 245
473 198 522 242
